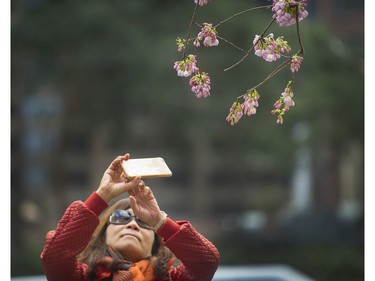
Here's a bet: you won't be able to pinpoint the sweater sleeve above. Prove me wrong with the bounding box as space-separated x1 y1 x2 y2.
158 219 220 281
40 193 108 281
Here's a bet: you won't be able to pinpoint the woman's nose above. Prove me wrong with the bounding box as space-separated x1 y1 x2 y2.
124 218 140 230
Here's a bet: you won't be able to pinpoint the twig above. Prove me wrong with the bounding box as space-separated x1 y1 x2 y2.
295 4 304 55
214 5 273 28
217 35 247 54
236 58 291 100
182 3 199 59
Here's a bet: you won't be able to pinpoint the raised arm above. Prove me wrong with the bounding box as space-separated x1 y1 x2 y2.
41 153 142 281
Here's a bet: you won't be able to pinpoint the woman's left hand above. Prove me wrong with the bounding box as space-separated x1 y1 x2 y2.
128 182 164 228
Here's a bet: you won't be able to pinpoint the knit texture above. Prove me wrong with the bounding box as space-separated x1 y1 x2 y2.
41 199 220 281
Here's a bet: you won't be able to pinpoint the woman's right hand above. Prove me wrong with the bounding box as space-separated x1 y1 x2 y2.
96 153 141 203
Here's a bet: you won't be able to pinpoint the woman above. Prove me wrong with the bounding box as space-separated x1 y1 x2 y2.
41 153 220 281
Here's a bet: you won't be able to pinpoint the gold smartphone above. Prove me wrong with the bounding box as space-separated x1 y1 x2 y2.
121 157 173 179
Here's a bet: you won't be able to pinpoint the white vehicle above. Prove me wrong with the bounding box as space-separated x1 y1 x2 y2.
213 265 315 281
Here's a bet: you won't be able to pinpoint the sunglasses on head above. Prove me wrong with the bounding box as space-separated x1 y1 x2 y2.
109 209 152 230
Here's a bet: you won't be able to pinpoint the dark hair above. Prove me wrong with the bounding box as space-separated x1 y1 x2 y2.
78 198 173 279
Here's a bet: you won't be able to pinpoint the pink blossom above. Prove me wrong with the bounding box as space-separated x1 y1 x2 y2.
193 38 200 48
273 100 282 109
189 72 211 98
242 89 260 116
194 0 209 6
173 54 199 77
226 101 243 126
226 89 260 125
271 81 295 124
290 54 303 72
253 33 291 62
281 85 295 109
196 23 219 48
276 114 284 124
272 0 309 27
283 95 295 107
203 36 219 47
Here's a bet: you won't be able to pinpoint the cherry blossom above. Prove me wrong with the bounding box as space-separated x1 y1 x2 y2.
242 89 260 116
194 0 209 7
226 101 243 126
272 0 309 27
290 54 303 72
189 72 211 98
271 81 295 124
195 23 219 48
253 33 291 62
174 54 199 77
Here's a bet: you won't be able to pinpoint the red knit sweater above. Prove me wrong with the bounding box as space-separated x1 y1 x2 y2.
41 192 220 281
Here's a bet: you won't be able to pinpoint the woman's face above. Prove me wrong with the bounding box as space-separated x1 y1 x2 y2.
106 208 155 262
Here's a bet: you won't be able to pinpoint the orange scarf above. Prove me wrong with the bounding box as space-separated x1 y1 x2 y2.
95 257 155 281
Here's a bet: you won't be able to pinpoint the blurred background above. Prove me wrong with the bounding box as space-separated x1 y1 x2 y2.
11 0 364 280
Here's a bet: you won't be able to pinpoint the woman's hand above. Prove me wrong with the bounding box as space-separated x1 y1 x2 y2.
128 182 164 228
96 153 141 203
